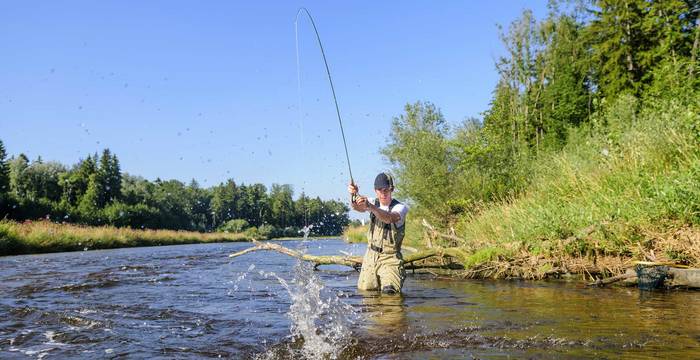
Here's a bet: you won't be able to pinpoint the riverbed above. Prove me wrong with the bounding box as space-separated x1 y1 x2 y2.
1 239 698 359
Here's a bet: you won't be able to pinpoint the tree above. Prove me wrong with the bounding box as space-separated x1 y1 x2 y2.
149 179 193 230
78 172 106 223
269 184 294 228
60 155 97 205
382 101 453 224
23 161 66 202
186 179 211 231
0 140 11 215
99 149 121 205
586 0 648 98
0 140 9 196
9 154 30 200
537 14 591 147
210 179 239 229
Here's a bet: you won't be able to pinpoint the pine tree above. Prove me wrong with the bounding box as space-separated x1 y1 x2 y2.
98 149 121 204
60 155 97 205
78 172 106 223
0 140 9 195
587 0 649 98
9 154 29 199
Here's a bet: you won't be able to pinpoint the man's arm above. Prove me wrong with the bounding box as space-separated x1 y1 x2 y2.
367 202 400 224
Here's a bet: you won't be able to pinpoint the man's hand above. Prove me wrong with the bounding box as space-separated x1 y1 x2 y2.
355 196 369 210
348 182 358 195
351 194 369 212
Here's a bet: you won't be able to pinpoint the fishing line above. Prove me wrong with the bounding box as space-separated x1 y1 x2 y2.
294 8 355 188
294 17 309 228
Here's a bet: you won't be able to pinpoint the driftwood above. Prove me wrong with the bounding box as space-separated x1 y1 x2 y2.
229 240 467 270
587 270 637 286
588 265 700 289
421 218 464 247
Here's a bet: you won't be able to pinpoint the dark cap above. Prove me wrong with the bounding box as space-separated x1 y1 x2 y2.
374 172 394 190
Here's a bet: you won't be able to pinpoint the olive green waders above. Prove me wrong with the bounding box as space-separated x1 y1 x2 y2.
357 199 406 292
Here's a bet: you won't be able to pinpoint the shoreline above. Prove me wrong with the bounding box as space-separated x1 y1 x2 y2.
0 220 344 257
3 220 696 289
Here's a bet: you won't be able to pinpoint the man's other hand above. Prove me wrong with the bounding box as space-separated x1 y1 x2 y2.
353 195 369 212
348 182 358 195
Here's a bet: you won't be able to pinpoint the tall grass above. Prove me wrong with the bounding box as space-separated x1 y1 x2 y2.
454 96 700 272
0 220 250 256
342 224 367 243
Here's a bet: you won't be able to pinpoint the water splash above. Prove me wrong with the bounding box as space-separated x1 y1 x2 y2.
299 224 313 241
257 260 356 359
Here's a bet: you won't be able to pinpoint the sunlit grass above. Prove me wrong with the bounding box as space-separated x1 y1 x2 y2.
342 224 367 243
452 97 700 275
0 220 250 256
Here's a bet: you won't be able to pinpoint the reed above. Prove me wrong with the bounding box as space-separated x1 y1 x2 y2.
342 224 367 243
0 220 250 256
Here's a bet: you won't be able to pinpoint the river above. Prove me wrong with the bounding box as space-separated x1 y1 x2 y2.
0 239 698 359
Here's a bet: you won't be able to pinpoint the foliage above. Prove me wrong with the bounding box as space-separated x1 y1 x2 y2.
0 147 350 237
0 140 10 197
380 2 700 275
381 101 453 225
455 94 700 266
218 218 250 233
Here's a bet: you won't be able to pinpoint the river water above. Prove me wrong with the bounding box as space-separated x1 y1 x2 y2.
0 239 698 359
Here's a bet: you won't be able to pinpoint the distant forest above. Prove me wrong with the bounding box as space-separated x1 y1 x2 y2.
0 145 349 237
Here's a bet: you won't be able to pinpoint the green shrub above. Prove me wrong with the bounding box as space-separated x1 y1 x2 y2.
218 219 250 233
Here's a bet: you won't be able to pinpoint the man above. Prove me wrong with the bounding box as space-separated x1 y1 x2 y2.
348 172 409 294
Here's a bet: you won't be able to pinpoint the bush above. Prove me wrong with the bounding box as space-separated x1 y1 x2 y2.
0 221 25 255
256 224 276 239
103 202 160 229
218 218 250 233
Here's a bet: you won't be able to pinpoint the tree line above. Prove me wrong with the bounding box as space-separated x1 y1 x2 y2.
0 145 349 237
383 0 700 226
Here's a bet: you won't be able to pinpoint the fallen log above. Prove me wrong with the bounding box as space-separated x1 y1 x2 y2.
421 218 464 245
587 266 700 289
587 271 637 286
229 240 363 269
228 240 466 270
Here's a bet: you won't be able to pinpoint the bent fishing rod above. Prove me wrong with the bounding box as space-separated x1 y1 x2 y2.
295 8 357 202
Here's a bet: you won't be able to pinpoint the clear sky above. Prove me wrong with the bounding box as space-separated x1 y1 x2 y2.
0 1 549 213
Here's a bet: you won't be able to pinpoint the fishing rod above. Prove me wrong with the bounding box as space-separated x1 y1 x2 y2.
294 8 357 203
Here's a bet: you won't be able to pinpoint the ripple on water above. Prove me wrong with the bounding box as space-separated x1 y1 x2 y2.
1 240 698 359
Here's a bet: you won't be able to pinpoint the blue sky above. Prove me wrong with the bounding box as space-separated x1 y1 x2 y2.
0 1 549 210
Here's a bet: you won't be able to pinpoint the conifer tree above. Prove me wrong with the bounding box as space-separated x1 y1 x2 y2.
0 140 9 195
98 149 121 204
9 154 29 199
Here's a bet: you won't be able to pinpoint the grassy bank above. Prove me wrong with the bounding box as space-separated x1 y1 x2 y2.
0 220 251 256
442 97 700 279
342 224 367 243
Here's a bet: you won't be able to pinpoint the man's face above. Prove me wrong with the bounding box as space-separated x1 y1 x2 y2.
374 187 392 206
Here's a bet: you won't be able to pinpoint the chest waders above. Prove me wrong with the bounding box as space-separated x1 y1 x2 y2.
357 199 406 293
368 199 405 255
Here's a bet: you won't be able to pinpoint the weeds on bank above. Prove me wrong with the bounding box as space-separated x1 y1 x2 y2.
433 97 700 278
342 224 367 243
0 220 250 256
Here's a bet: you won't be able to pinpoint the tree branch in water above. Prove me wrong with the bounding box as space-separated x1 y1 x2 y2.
228 240 466 270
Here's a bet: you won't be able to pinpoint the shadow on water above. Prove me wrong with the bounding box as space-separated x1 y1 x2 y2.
0 240 698 359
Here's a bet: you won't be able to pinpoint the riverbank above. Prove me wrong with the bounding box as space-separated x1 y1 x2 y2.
342 99 700 281
366 96 700 282
0 220 251 256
